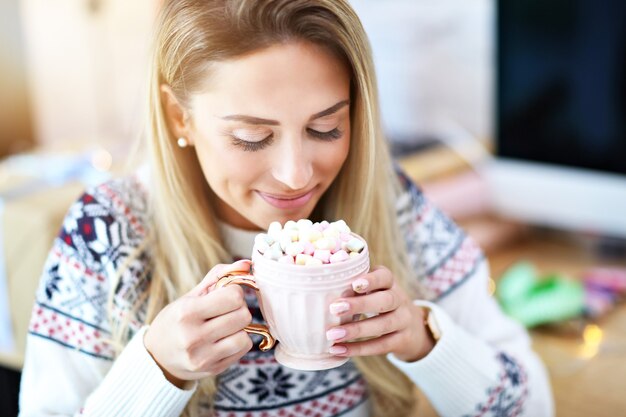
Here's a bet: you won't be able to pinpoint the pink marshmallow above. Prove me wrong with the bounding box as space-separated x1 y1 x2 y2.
303 242 316 256
329 250 350 263
331 238 342 254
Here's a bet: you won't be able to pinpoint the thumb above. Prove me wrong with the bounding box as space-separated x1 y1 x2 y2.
189 259 252 297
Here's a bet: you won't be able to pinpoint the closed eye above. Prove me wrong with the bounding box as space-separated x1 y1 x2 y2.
307 128 343 140
230 134 274 152
230 128 343 152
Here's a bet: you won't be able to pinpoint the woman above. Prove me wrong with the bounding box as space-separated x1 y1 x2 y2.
19 1 553 416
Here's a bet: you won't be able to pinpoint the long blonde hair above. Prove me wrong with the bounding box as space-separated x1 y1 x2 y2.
131 1 420 415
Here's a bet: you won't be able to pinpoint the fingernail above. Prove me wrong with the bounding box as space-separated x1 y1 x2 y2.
352 278 369 293
329 345 348 355
326 328 346 341
329 301 350 315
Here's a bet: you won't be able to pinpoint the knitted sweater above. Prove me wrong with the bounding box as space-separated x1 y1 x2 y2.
19 171 553 417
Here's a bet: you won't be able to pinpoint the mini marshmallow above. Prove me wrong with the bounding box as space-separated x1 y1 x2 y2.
269 241 283 258
300 229 322 243
329 250 350 263
331 238 342 254
295 253 313 265
339 232 351 242
254 234 270 254
314 237 332 250
346 238 365 253
265 246 283 260
278 255 295 264
313 249 331 263
305 257 323 266
288 229 300 241
333 220 351 233
303 242 316 256
279 235 292 252
320 220 330 230
284 220 298 230
322 227 340 239
268 221 282 239
285 241 305 257
297 219 313 229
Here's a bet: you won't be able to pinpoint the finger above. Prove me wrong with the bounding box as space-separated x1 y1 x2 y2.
207 337 253 375
211 330 252 360
326 311 403 343
180 285 247 322
200 305 252 342
190 259 252 296
351 266 394 294
330 288 402 316
187 330 252 374
328 332 402 357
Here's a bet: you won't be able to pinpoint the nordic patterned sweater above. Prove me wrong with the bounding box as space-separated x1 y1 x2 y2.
19 170 554 417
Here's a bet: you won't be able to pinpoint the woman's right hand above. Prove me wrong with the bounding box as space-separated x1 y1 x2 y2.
144 259 254 388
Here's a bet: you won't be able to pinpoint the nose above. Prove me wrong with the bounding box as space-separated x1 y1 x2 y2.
271 137 313 190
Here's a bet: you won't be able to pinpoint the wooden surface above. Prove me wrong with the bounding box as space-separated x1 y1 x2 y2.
413 233 626 417
489 234 626 417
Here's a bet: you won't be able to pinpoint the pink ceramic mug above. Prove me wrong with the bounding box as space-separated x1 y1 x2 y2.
216 233 370 371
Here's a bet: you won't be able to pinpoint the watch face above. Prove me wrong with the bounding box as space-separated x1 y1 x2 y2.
426 310 442 342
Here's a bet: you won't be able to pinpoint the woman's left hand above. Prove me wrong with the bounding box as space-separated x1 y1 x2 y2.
326 265 436 362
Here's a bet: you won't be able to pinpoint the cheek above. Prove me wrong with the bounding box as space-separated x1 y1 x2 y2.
194 140 264 190
322 130 351 174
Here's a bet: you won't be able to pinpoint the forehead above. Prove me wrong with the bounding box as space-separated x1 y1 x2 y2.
191 42 351 118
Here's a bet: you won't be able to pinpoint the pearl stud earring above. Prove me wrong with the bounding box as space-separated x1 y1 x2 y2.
177 137 189 148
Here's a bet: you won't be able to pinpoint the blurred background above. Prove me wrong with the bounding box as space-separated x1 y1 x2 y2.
1 0 625 416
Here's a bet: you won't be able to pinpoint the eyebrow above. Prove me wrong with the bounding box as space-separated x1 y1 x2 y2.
220 100 350 125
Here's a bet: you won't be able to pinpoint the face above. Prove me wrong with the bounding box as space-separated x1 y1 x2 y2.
171 42 351 230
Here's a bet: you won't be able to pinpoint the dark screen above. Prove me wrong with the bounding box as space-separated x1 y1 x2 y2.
497 0 626 175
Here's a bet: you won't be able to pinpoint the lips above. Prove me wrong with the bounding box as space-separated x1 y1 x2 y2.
257 189 315 209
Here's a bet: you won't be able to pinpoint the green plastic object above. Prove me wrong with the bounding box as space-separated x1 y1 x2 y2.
496 262 585 328
496 262 537 307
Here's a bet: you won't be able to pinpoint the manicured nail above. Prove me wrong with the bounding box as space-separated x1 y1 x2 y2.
326 328 346 341
352 278 369 293
329 301 350 315
329 345 348 355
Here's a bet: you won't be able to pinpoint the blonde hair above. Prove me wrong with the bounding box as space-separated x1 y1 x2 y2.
123 1 422 415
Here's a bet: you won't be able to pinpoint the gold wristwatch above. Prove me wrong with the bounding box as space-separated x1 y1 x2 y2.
423 308 441 342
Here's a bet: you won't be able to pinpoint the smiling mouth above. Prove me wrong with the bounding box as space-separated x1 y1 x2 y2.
256 189 315 209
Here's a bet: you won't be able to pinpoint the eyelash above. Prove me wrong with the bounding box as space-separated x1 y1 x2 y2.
230 128 343 152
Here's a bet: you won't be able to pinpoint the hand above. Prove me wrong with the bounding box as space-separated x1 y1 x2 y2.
325 266 436 362
144 260 254 388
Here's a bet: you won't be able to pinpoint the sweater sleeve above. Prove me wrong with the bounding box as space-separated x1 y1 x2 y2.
389 170 554 417
18 182 196 416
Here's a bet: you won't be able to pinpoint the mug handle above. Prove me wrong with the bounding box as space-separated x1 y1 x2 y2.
215 272 276 352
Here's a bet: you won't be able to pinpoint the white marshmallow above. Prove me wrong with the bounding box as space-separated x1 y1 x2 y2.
346 238 365 253
305 257 323 266
332 220 351 233
285 241 305 257
268 221 282 239
284 220 298 230
297 219 313 230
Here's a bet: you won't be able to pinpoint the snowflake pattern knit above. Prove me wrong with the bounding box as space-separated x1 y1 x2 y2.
27 171 529 417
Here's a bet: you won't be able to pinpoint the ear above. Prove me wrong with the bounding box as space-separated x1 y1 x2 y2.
160 84 194 145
